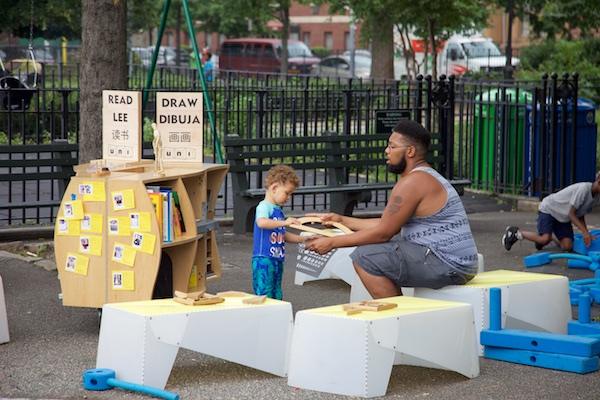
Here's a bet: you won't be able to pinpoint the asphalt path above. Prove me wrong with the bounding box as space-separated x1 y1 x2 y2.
1 190 600 399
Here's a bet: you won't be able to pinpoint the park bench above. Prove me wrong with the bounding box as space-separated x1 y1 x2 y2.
224 130 470 234
0 139 78 221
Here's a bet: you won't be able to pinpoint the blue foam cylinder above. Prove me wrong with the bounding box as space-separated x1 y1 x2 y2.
489 287 502 331
83 369 179 400
579 293 592 324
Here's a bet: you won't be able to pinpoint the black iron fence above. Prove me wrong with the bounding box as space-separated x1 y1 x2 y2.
0 64 597 226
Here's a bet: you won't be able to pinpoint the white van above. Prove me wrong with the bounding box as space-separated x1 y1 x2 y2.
438 35 519 77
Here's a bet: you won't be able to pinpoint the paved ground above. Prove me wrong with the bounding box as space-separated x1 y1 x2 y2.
1 190 600 400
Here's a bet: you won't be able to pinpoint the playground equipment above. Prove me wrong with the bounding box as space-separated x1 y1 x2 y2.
481 288 600 374
524 252 600 270
0 0 38 111
83 368 179 400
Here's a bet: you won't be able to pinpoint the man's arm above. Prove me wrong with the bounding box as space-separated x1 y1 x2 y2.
305 175 424 254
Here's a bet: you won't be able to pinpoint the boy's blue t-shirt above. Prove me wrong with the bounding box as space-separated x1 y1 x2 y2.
252 200 286 261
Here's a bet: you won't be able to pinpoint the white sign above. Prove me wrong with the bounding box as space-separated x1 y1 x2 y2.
101 90 142 162
156 92 204 163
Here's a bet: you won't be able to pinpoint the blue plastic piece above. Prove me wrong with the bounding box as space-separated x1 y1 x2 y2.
484 346 599 374
481 329 600 357
567 259 592 269
525 252 594 268
489 287 501 331
569 321 600 336
573 229 600 255
83 369 179 400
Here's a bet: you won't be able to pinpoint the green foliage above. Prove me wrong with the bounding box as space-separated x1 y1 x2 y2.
0 0 81 40
311 46 330 59
517 38 600 103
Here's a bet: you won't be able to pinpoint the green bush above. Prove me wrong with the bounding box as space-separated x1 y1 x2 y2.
311 46 330 59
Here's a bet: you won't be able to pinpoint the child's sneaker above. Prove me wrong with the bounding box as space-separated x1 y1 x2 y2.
502 226 519 250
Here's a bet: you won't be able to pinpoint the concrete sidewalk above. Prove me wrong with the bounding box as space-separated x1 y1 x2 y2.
1 191 600 399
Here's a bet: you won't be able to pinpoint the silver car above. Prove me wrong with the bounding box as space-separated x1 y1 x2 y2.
311 54 371 79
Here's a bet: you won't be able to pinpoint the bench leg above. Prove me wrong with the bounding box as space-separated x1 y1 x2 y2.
232 195 260 234
0 276 9 344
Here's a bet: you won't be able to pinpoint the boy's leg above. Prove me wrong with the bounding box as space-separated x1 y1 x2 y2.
252 257 278 298
273 261 284 300
520 212 554 249
553 222 574 252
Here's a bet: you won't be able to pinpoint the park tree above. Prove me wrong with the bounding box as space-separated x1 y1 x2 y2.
79 0 128 163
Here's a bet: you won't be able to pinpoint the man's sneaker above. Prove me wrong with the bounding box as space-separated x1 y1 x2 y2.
502 226 519 250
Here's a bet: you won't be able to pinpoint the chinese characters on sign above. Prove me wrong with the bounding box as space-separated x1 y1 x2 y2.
102 90 142 162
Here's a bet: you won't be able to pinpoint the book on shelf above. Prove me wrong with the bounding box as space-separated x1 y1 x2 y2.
160 188 173 243
171 194 182 238
148 192 163 239
172 191 186 233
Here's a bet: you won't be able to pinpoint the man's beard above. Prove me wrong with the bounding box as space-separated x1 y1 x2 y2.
388 155 407 175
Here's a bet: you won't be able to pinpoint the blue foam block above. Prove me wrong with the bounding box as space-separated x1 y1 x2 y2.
590 287 600 303
480 329 600 357
568 259 592 269
524 252 551 267
573 230 600 255
568 321 600 336
484 346 599 374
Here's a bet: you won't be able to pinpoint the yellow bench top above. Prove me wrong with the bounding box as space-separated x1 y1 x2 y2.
104 296 289 316
465 269 565 288
302 296 470 321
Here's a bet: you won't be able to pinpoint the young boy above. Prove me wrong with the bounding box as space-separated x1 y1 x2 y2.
252 165 310 299
503 172 600 252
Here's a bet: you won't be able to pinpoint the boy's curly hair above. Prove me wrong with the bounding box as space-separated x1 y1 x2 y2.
265 165 300 188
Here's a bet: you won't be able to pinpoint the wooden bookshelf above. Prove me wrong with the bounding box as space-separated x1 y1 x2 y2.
54 160 229 308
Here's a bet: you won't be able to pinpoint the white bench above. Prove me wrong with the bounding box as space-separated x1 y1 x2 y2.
0 276 9 344
287 296 479 398
294 242 485 302
413 269 571 355
96 296 293 390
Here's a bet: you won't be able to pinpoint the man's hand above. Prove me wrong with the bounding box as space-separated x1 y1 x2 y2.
304 212 341 227
304 236 334 255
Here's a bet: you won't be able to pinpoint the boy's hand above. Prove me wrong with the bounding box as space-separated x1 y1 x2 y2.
285 217 303 227
584 232 596 247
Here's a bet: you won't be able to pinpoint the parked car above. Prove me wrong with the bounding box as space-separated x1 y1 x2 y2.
218 38 320 75
131 46 189 68
311 54 371 79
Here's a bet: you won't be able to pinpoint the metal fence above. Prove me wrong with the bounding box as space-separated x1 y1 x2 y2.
1 63 597 226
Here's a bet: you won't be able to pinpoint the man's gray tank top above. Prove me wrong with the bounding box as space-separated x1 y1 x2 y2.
401 166 479 276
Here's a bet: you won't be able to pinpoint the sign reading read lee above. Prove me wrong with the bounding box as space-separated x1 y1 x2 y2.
102 90 142 162
156 92 203 162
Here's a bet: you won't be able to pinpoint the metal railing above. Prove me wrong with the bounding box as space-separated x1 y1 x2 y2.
0 65 596 226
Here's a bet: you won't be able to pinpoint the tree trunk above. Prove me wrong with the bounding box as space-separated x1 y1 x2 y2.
369 12 394 80
79 0 128 164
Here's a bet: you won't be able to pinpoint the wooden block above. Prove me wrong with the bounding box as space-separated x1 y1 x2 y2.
344 307 362 315
174 290 205 300
242 295 267 304
173 296 224 306
481 329 600 357
217 291 249 297
342 301 397 312
484 346 599 374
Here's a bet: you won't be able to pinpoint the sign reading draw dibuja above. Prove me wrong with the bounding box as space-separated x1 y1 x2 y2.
101 90 142 162
156 92 203 162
